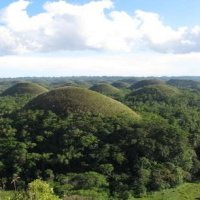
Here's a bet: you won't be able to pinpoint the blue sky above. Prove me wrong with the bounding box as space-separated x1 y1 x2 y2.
0 0 200 77
2 0 200 27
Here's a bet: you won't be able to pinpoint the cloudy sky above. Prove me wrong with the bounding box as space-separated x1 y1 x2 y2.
0 0 200 77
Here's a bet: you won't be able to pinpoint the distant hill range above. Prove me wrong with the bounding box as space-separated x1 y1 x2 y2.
1 76 200 92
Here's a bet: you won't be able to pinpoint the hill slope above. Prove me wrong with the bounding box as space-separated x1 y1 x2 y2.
90 83 122 97
25 86 139 119
2 82 48 96
167 79 200 90
130 79 165 90
128 84 180 102
111 81 130 89
141 183 200 200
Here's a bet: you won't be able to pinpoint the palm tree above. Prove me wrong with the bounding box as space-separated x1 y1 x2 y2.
11 175 20 191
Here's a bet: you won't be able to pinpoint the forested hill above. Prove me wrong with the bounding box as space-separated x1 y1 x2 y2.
1 77 200 199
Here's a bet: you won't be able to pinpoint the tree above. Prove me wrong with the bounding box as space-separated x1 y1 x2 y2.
27 179 60 200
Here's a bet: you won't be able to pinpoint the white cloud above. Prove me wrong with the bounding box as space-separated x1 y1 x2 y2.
0 0 200 55
1 52 200 77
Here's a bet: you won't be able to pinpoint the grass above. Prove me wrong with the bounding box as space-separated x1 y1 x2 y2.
60 82 78 87
0 190 15 199
90 83 122 96
63 196 90 200
131 84 180 98
130 79 165 90
1 183 200 200
140 183 200 200
111 81 130 89
2 82 48 96
58 81 91 89
25 86 139 119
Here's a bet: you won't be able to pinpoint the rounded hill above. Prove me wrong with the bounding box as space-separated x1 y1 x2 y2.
167 79 200 90
58 82 78 88
90 83 122 96
74 81 91 88
111 81 130 89
130 79 165 90
25 86 139 119
2 82 48 96
128 84 180 101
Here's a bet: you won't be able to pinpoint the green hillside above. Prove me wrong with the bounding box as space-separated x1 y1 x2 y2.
167 79 200 90
0 81 11 93
141 182 200 200
58 82 78 88
90 83 122 97
2 78 200 200
130 79 165 90
2 82 48 96
111 81 130 89
128 84 180 102
25 86 139 119
74 81 91 88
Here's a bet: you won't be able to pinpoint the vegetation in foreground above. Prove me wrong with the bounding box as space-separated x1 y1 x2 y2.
2 181 200 200
140 182 200 200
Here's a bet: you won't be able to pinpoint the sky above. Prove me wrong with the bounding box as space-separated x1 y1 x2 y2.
0 0 200 77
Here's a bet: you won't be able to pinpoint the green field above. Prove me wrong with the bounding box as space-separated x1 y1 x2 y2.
141 183 200 200
1 183 200 200
0 191 14 200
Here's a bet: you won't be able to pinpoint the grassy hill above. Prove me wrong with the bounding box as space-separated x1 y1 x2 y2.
0 81 11 93
167 79 200 90
2 82 48 96
90 83 122 97
128 84 180 102
25 86 139 119
130 79 165 90
57 81 78 88
140 182 200 200
111 81 130 89
74 81 91 88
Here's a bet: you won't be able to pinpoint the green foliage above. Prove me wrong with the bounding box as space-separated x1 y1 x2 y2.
0 95 32 115
54 172 109 199
26 179 60 200
63 196 90 200
69 172 108 189
69 189 109 200
1 78 200 199
0 190 15 200
0 180 60 200
167 79 200 90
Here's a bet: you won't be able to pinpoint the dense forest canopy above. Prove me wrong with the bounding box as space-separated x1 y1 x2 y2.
1 77 200 199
